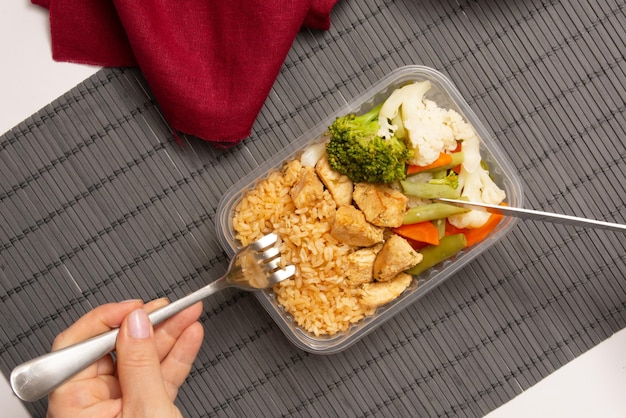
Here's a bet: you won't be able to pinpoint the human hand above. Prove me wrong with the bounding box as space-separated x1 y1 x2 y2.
46 299 204 418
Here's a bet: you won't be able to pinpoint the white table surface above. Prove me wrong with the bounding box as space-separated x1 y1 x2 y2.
2 2 626 417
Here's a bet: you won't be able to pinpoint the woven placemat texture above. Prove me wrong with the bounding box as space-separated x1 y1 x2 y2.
2 1 626 417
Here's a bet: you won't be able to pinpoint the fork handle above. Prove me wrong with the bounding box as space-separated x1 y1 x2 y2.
10 277 228 402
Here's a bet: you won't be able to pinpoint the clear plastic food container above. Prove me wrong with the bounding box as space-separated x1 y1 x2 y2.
216 65 523 354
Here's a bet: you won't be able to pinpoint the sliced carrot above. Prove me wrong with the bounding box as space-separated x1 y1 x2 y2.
405 238 430 251
445 220 467 236
444 202 508 247
392 221 440 246
462 212 504 247
406 152 453 175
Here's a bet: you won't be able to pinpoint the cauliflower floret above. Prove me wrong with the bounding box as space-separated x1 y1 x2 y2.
445 108 477 142
448 133 506 229
459 131 481 173
378 80 470 167
378 81 432 139
448 167 491 228
403 101 459 166
377 117 398 140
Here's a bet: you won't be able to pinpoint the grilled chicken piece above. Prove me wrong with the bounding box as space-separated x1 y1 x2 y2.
353 183 408 228
315 154 353 206
290 166 325 209
346 244 383 284
330 205 384 247
373 234 422 282
359 272 413 308
282 159 303 187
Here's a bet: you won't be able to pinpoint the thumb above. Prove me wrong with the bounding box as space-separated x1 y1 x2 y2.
116 309 175 416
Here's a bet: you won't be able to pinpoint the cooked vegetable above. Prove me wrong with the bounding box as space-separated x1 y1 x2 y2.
400 180 459 199
392 221 440 246
403 203 469 224
407 152 452 175
406 151 464 175
401 168 460 199
378 81 472 167
428 170 459 189
326 104 412 184
300 141 326 167
377 79 505 230
405 233 467 276
377 81 432 140
445 210 505 247
447 134 506 229
433 218 446 238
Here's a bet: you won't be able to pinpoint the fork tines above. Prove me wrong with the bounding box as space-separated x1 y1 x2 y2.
253 233 295 282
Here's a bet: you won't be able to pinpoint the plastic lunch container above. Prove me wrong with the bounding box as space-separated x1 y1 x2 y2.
216 65 524 354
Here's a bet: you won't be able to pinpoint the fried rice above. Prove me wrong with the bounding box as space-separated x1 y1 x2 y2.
232 159 376 336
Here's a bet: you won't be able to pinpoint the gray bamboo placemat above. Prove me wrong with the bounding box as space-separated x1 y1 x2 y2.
2 1 626 416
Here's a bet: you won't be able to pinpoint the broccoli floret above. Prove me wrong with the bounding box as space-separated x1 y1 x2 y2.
326 104 412 184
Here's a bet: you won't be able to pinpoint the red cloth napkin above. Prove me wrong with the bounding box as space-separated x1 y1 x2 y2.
33 0 339 147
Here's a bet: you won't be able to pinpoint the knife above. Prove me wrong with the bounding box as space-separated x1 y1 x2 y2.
434 198 626 233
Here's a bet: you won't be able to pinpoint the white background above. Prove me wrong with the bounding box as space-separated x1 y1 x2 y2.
1 2 625 417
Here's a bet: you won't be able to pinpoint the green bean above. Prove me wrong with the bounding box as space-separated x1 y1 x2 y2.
402 203 469 224
433 218 446 239
409 151 464 174
406 233 467 276
401 181 460 199
431 170 447 180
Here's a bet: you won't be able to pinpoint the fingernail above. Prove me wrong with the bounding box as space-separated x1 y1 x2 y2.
127 309 151 339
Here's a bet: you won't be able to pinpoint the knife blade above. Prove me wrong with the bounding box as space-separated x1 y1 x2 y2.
434 198 626 233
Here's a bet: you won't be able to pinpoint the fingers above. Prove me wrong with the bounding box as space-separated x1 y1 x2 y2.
144 297 170 314
95 353 115 376
116 302 204 410
115 309 178 416
47 375 122 417
51 298 169 355
151 302 204 399
129 301 204 401
80 399 122 418
161 321 204 400
47 298 202 416
153 301 204 360
52 300 144 351
50 300 144 384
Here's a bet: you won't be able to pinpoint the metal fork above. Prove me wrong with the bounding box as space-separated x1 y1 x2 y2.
435 198 626 233
10 233 295 402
